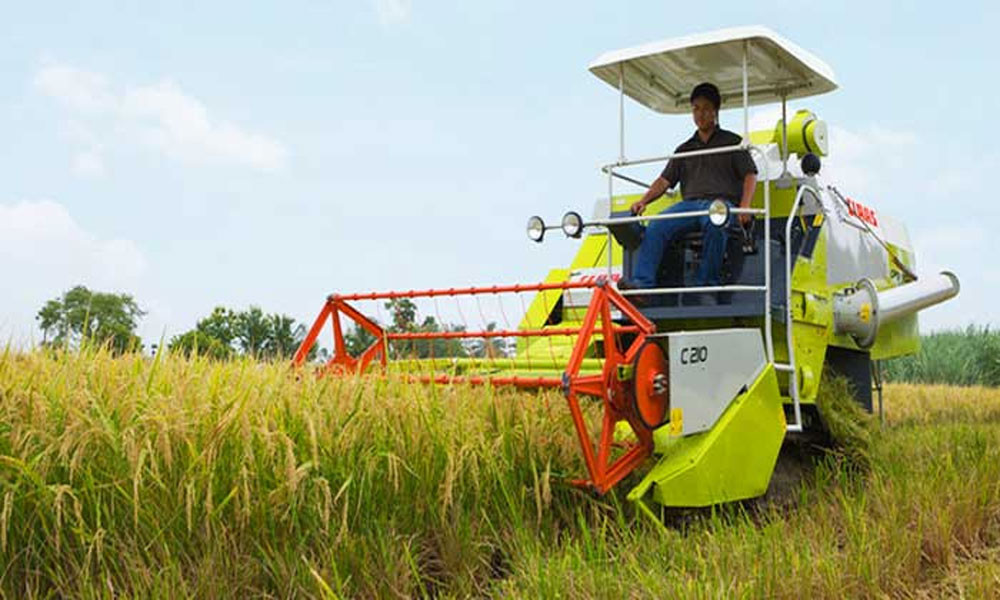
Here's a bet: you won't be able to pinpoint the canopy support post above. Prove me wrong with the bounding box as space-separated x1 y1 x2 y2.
781 94 789 176
612 62 625 281
742 40 749 143
607 166 614 279
618 62 625 162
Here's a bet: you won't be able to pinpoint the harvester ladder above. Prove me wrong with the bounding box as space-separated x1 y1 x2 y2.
771 183 819 433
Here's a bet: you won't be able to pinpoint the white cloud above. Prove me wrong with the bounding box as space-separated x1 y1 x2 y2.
72 150 106 178
866 127 918 147
120 80 287 170
373 0 412 25
913 224 986 259
0 200 151 346
0 199 146 283
815 124 921 203
35 64 288 172
34 64 116 114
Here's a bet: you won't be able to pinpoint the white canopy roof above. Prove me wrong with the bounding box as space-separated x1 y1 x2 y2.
588 26 838 114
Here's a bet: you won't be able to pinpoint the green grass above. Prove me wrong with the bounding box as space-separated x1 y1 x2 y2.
884 326 1000 387
1 346 999 598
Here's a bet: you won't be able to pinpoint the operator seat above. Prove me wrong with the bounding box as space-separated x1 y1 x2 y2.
608 210 751 305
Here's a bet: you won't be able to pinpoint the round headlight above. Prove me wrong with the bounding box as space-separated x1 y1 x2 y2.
708 200 730 228
526 215 546 243
561 211 584 238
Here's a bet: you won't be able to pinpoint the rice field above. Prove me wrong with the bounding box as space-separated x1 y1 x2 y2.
1 346 998 598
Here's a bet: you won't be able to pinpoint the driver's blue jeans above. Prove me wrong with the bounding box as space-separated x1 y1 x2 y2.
631 198 729 288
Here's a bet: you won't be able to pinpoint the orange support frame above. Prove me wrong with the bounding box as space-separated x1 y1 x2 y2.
291 280 659 494
292 296 388 374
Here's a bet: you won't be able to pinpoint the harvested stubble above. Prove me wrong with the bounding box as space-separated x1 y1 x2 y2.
1 346 999 598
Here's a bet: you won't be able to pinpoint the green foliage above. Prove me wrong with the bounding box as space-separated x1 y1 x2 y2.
343 324 377 356
167 330 233 360
168 306 313 361
195 307 236 347
385 297 418 332
884 325 1000 387
35 285 145 353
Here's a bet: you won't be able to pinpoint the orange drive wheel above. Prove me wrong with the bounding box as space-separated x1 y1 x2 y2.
632 340 669 429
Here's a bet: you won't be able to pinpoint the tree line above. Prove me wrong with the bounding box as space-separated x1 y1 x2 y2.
35 286 512 362
370 298 513 359
36 285 311 360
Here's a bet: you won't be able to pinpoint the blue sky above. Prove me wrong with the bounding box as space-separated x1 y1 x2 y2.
1 1 997 345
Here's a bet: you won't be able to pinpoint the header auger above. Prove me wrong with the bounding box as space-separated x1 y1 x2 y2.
293 26 959 509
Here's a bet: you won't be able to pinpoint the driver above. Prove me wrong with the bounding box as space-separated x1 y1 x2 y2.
622 82 757 304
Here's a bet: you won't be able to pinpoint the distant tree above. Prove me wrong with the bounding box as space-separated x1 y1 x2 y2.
416 315 467 359
467 322 513 359
169 305 314 361
36 285 145 353
233 306 272 357
168 330 233 360
195 307 237 347
344 324 378 356
382 299 467 359
385 298 418 332
265 314 307 359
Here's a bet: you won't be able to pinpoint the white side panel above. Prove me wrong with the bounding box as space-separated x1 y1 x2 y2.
819 189 891 285
668 329 766 435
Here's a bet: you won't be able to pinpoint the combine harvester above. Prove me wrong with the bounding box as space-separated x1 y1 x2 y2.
293 26 959 510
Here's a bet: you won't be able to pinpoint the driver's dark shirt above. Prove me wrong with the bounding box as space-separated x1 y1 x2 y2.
660 127 757 203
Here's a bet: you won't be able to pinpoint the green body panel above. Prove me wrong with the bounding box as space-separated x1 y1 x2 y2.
627 365 786 507
783 218 833 404
609 191 680 216
868 241 921 360
749 109 828 158
870 315 920 360
389 356 605 377
749 182 800 218
569 230 618 270
516 268 570 357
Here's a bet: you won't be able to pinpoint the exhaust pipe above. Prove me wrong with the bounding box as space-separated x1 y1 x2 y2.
833 271 960 348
